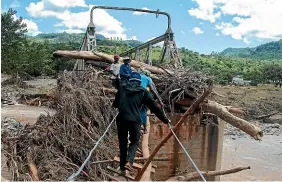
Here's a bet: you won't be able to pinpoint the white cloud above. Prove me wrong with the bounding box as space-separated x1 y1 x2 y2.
26 1 57 17
131 36 137 40
192 27 204 35
188 0 221 23
22 19 41 36
147 37 155 41
26 1 127 39
243 37 250 44
133 7 150 15
189 0 282 43
10 0 20 8
46 0 87 8
13 14 41 36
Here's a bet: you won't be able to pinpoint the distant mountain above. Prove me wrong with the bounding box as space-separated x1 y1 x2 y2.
28 32 142 47
31 32 105 43
220 39 282 60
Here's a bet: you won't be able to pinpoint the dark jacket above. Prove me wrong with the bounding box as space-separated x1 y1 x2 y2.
119 63 132 79
113 81 168 123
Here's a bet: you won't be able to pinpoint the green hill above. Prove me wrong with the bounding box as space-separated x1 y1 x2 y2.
28 32 142 47
220 39 282 60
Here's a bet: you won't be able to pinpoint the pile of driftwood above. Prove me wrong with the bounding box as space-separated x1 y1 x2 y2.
1 69 118 181
1 50 263 181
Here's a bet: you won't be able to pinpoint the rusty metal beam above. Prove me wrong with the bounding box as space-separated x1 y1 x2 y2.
90 6 171 29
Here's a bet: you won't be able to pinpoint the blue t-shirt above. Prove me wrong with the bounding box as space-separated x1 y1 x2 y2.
141 74 152 89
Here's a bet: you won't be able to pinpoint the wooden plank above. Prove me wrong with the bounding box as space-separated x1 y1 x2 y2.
113 157 155 173
106 166 135 180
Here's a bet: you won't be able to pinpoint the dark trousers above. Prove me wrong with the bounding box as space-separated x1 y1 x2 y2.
111 79 119 89
116 118 141 170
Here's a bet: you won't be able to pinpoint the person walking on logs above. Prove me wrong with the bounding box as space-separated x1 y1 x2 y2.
140 70 164 134
119 57 132 87
108 55 121 89
113 72 170 176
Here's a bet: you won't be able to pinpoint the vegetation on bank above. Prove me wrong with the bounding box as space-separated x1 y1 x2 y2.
1 9 282 84
220 39 282 60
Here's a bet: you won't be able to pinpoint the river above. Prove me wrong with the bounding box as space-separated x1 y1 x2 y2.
222 135 282 181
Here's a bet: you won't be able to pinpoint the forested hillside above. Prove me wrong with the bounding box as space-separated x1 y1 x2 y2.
29 32 142 47
221 40 282 60
2 9 282 84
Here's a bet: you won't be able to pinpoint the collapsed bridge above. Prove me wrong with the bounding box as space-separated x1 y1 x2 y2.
74 6 182 72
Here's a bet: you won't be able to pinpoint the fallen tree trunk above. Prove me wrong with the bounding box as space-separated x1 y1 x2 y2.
94 52 173 75
53 50 103 60
166 166 250 181
203 100 263 140
134 81 213 181
53 50 173 75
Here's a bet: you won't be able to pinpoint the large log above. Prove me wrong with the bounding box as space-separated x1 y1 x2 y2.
94 52 173 75
166 166 251 181
53 50 173 75
202 100 263 140
53 50 103 60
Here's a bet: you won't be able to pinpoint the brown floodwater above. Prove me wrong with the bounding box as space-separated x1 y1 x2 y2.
1 104 55 124
221 135 282 181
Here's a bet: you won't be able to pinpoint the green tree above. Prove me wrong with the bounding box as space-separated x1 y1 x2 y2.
1 9 27 76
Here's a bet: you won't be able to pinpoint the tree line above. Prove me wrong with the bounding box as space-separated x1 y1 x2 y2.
1 9 77 79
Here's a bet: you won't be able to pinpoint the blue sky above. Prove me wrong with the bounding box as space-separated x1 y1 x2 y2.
2 0 282 54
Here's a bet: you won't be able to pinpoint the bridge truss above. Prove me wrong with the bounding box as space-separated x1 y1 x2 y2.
74 6 182 72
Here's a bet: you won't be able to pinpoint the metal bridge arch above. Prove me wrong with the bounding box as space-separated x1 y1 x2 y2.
74 6 182 72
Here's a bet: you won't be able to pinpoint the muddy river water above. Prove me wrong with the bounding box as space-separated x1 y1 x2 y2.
222 135 282 181
1 105 282 181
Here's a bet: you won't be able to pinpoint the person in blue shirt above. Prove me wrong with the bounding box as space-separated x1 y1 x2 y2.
119 57 132 86
140 70 163 134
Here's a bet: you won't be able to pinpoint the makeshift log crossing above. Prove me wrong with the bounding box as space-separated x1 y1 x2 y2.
1 50 263 181
54 49 263 140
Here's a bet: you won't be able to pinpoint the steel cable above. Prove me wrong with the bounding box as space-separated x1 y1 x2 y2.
67 113 118 181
